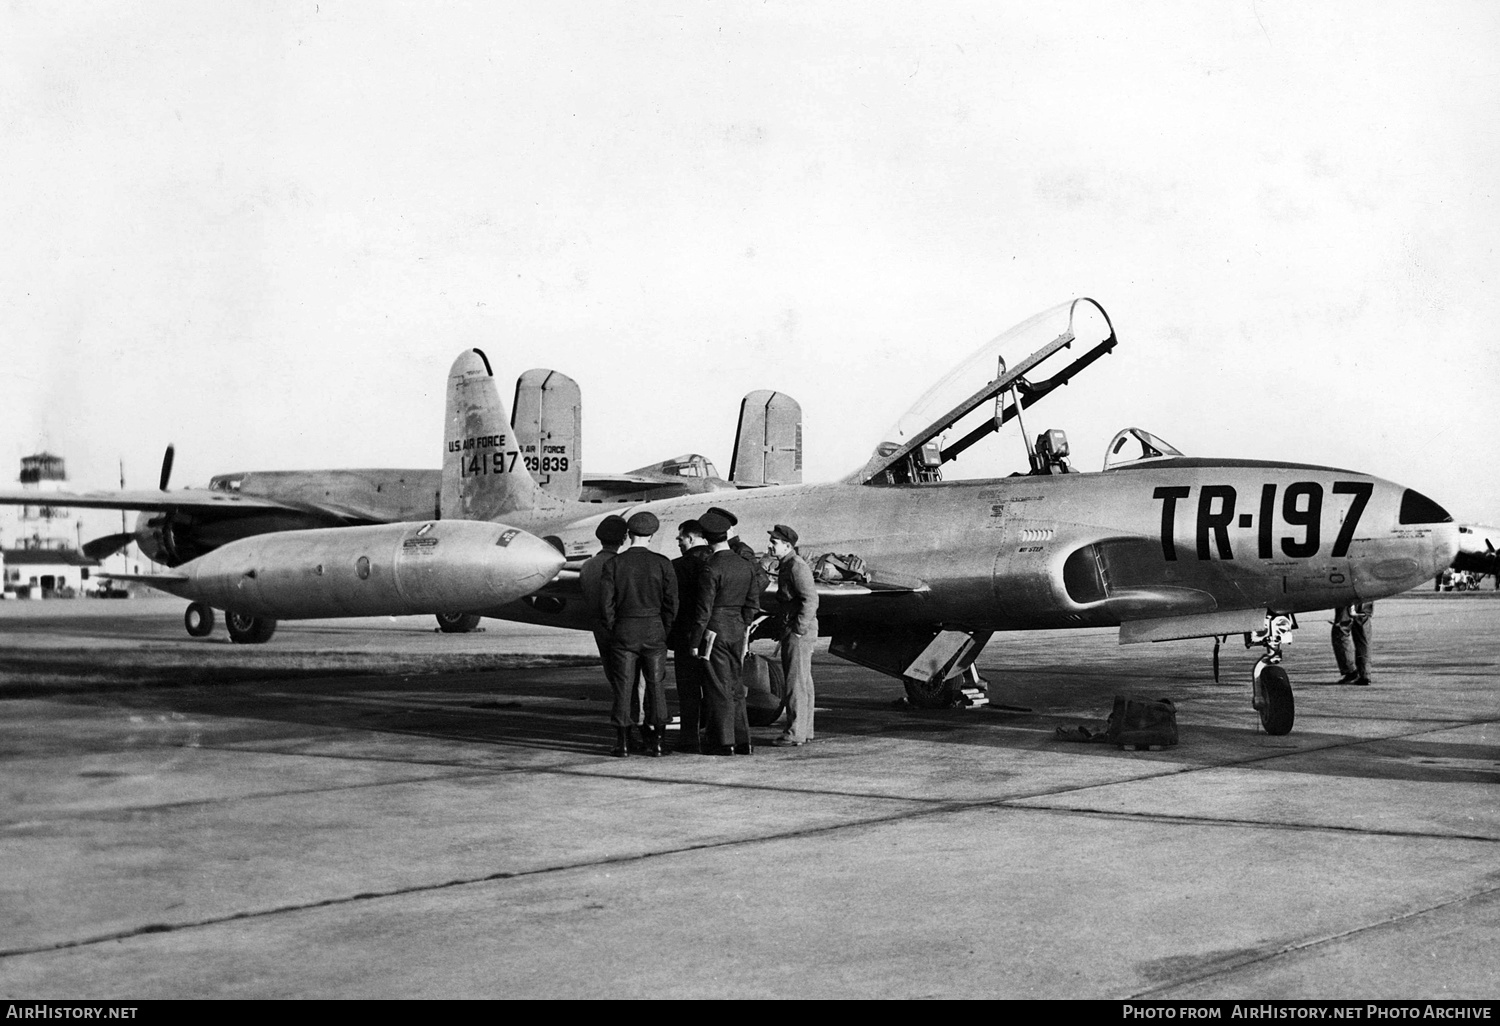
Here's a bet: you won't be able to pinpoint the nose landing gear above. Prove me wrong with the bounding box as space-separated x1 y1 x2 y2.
1248 613 1297 735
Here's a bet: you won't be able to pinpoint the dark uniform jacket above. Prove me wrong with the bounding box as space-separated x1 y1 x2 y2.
691 548 761 649
578 547 619 629
600 545 678 635
669 545 713 650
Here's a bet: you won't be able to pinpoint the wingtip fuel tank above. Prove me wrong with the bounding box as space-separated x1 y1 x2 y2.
141 520 564 620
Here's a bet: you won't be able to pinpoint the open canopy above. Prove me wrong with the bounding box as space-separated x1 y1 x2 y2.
851 298 1118 484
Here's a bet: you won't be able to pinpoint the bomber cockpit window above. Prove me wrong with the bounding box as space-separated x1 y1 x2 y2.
1103 428 1184 470
209 474 245 493
1399 489 1453 525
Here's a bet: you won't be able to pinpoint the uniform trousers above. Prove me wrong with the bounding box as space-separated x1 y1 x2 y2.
608 617 667 730
779 620 818 743
1332 604 1373 679
673 649 708 751
702 623 751 748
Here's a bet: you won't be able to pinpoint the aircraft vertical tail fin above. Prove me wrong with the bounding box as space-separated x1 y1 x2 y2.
441 349 568 521
730 390 802 486
512 369 583 502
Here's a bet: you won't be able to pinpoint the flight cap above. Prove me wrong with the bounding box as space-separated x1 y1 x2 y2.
768 524 798 546
699 511 731 537
627 511 660 536
594 515 628 545
705 506 739 527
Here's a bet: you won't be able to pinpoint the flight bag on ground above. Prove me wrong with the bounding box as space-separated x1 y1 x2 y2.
1054 695 1178 749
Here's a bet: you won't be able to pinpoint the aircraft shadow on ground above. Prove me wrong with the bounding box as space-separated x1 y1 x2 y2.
60 659 1500 787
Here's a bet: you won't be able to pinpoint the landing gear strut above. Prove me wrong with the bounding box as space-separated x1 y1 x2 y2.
1247 612 1296 735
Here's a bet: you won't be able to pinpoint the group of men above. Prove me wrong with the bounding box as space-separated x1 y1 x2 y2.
580 505 819 757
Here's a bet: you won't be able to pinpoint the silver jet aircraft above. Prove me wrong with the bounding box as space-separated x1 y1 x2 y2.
441 298 1458 736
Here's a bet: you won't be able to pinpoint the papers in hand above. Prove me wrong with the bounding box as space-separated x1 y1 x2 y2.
696 629 717 660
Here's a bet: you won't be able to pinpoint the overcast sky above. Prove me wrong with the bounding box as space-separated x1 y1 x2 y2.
4 1 1498 547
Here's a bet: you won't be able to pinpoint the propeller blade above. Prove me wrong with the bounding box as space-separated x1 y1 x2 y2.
158 444 175 491
83 533 135 561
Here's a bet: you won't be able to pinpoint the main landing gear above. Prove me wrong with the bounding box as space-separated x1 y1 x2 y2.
434 612 482 633
184 602 215 637
225 610 277 645
1247 613 1296 736
183 602 277 644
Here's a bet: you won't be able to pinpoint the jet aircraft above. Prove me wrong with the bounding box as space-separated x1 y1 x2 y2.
431 298 1458 736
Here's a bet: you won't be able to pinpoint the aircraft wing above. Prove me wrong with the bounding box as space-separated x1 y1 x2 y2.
98 571 190 583
581 474 680 491
0 487 372 523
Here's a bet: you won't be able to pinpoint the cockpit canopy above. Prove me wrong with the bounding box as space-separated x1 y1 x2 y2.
851 298 1118 484
657 454 718 480
1103 428 1183 471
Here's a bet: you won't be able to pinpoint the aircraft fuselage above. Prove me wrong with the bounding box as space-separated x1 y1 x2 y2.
485 458 1457 638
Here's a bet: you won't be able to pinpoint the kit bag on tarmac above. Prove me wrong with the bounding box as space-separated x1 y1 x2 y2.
1103 695 1178 748
1055 695 1178 749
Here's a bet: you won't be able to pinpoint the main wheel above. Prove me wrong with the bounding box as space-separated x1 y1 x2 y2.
435 612 482 633
745 653 788 727
902 674 959 709
226 611 277 645
184 602 215 637
1257 664 1295 735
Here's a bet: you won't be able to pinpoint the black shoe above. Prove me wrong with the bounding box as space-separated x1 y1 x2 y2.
772 736 802 747
1336 672 1362 685
734 743 754 756
650 731 667 757
708 745 735 756
610 728 629 758
1352 677 1371 687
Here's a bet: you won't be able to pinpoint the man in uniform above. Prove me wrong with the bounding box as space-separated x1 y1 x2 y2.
579 515 630 745
1332 601 1375 686
669 519 713 754
692 510 760 755
600 511 678 756
767 524 818 747
706 504 771 614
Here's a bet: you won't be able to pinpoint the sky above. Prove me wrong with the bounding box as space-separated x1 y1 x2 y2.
3 0 1498 550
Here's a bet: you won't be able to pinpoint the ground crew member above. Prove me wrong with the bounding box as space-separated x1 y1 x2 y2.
1332 601 1374 686
580 515 629 743
767 524 818 747
600 511 678 756
693 509 760 755
669 519 713 754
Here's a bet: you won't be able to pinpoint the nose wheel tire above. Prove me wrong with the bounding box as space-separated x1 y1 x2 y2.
1256 664 1295 735
226 612 277 645
184 603 215 638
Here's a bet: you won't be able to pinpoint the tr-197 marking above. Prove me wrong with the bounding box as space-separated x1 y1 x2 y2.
1153 482 1373 561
